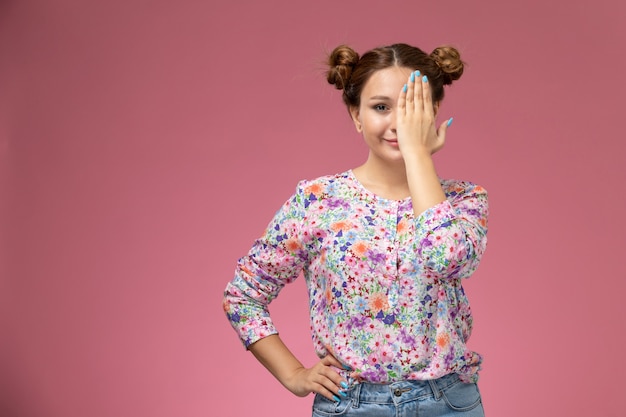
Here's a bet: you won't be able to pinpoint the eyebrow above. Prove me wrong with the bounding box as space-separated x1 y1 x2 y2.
367 95 393 101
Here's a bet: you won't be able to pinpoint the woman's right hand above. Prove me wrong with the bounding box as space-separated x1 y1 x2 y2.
283 354 348 401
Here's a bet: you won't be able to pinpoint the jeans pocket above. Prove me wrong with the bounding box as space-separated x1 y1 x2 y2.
440 380 482 412
312 393 352 416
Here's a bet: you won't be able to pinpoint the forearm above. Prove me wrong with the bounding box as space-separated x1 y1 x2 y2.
248 334 307 394
404 149 446 216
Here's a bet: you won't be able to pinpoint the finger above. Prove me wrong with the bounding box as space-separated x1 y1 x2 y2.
413 71 424 111
321 354 344 369
311 365 346 402
321 354 352 379
312 381 343 403
435 118 450 151
421 74 434 117
406 71 416 106
438 118 453 136
398 83 407 112
319 356 348 387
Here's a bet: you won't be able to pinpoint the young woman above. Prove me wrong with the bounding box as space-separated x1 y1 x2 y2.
224 43 488 417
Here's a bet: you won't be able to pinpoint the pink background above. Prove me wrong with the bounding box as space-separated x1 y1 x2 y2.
2 0 625 416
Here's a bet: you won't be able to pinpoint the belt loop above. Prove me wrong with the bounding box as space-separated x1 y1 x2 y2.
351 383 362 408
428 379 442 400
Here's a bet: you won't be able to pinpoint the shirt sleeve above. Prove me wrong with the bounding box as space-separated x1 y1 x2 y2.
414 181 488 280
223 183 310 348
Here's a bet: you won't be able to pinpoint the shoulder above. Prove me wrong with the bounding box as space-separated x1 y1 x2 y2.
295 171 351 196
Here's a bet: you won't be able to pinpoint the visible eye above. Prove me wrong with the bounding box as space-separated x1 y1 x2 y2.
373 104 389 112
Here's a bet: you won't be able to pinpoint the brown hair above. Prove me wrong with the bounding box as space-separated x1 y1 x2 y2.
326 43 464 108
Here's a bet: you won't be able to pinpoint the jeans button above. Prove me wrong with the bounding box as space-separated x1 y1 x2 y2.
394 388 402 397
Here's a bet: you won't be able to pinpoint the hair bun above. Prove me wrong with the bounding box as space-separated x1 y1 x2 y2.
326 45 359 90
430 46 464 85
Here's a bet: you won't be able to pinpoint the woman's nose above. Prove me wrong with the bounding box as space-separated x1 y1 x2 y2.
389 111 397 132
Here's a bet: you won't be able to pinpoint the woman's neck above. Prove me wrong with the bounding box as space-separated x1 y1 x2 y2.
352 156 410 201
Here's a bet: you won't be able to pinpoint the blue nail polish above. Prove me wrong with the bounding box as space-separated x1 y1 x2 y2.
341 381 349 389
402 84 407 93
333 395 341 403
343 364 352 371
339 390 348 397
415 70 421 77
447 117 454 127
409 72 415 82
422 75 428 83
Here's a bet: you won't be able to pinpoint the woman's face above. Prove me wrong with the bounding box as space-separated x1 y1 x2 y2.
349 66 437 164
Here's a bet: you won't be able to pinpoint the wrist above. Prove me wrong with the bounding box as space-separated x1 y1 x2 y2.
402 146 433 164
282 366 310 397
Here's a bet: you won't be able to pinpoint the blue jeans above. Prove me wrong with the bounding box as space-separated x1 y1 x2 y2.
312 373 484 417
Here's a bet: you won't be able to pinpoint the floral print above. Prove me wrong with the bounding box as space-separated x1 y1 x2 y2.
223 170 488 383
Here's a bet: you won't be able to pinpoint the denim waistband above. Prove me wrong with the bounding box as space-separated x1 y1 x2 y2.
348 373 460 407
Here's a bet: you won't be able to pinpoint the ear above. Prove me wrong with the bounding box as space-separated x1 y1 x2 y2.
349 106 362 133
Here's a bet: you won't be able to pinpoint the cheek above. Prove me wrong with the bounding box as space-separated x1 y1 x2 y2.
362 113 389 134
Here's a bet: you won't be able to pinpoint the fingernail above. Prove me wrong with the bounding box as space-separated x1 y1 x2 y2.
409 72 415 82
340 381 349 389
415 70 421 77
447 117 454 127
333 395 341 403
343 364 352 371
402 84 407 93
339 390 348 397
422 75 428 83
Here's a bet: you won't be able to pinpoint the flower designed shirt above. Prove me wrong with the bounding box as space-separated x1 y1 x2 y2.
223 170 488 383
